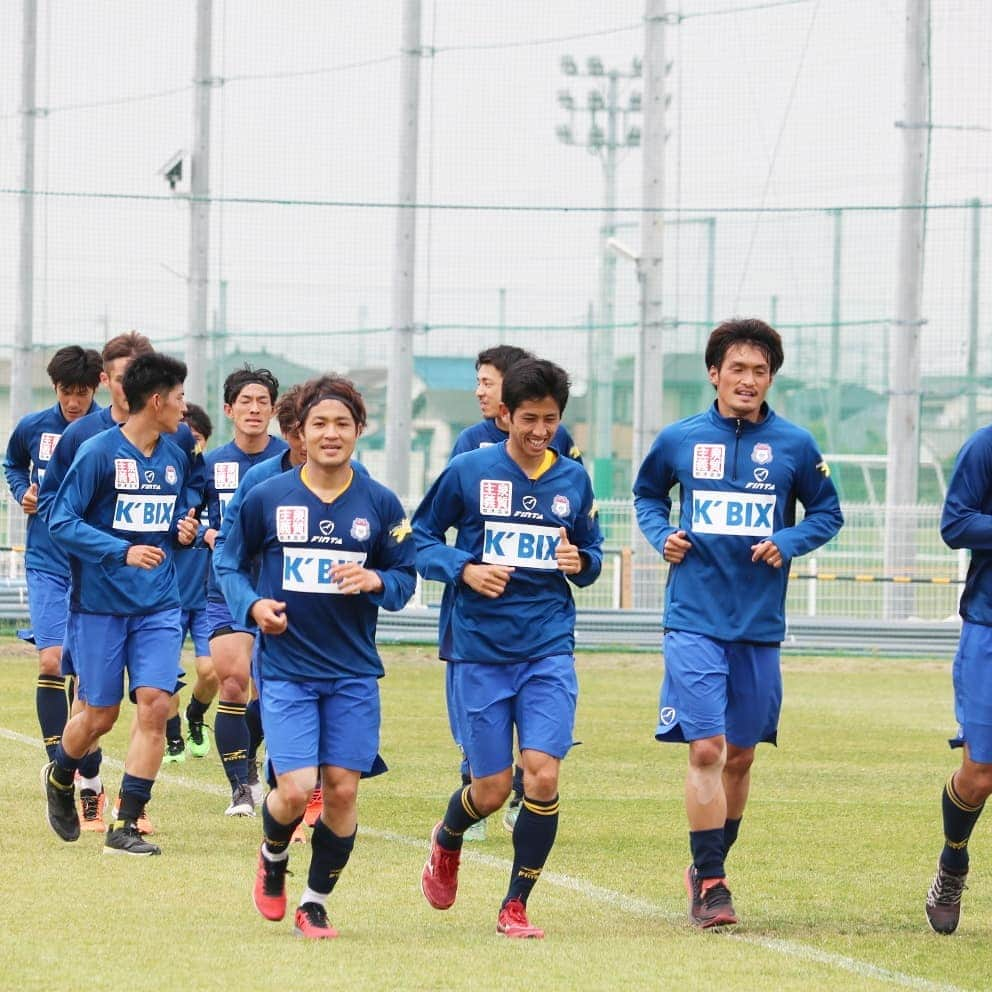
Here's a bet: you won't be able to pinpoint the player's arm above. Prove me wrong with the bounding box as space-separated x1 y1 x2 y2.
213 487 273 629
412 466 475 584
941 433 992 551
562 482 604 588
767 441 844 565
48 451 130 566
633 431 681 555
36 424 79 522
339 494 417 610
3 421 32 509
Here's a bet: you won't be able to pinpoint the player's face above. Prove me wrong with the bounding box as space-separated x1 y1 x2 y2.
708 342 773 423
55 383 96 422
155 384 187 434
101 357 132 413
301 399 358 470
225 384 274 439
283 426 307 466
475 364 504 420
186 426 207 448
503 396 561 461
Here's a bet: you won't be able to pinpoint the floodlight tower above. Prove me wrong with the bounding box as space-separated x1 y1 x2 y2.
556 54 642 498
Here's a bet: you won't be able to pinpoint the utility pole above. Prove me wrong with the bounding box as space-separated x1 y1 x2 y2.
187 0 214 407
884 0 929 619
967 198 981 437
385 0 422 499
556 53 643 498
13 0 38 429
827 208 843 452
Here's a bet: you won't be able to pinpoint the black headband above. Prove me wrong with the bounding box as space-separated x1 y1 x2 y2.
299 391 362 427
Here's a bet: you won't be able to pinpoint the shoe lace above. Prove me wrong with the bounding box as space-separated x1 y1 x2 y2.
929 866 967 906
501 899 529 927
300 902 328 927
432 842 460 882
80 792 99 818
261 857 289 895
702 881 733 910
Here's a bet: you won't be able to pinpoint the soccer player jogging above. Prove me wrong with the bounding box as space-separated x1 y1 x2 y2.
3 346 102 763
633 318 843 928
449 344 585 838
203 365 287 817
163 403 217 764
413 358 603 939
924 423 992 934
214 375 416 939
42 353 199 856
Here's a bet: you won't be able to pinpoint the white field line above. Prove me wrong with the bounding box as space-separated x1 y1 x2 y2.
4 725 971 992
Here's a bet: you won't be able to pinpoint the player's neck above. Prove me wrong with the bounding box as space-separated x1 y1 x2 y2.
121 415 162 456
234 431 270 455
110 402 128 424
506 439 548 478
492 414 510 433
301 462 353 502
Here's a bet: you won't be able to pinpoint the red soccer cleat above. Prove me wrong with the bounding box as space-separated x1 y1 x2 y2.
294 902 338 939
497 898 545 939
303 786 323 828
253 848 288 921
421 821 460 910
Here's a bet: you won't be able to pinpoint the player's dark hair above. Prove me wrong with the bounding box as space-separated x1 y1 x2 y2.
123 353 187 414
102 330 154 366
296 375 367 431
501 358 570 416
705 318 784 376
46 346 103 390
476 345 532 375
183 402 213 441
223 364 279 406
275 384 304 435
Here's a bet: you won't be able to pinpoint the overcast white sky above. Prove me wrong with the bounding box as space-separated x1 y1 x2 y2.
1 0 990 391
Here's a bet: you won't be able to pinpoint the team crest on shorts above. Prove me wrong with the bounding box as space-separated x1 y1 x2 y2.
659 706 677 727
692 444 725 479
551 494 570 517
480 480 512 516
38 432 61 461
276 506 308 542
751 443 773 465
214 462 239 490
114 458 139 490
165 465 177 485
350 517 371 541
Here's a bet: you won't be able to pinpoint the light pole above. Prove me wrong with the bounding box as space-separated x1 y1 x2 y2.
556 54 642 498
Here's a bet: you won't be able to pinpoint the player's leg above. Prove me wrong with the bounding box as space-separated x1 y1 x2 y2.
208 615 255 815
163 691 185 763
496 653 578 939
444 662 486 841
245 678 264 804
926 621 992 933
27 569 71 759
185 608 217 757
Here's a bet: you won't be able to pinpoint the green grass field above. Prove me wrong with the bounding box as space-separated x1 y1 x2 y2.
2 637 990 992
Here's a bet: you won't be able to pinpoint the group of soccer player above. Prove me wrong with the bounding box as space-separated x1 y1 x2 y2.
6 317 991 939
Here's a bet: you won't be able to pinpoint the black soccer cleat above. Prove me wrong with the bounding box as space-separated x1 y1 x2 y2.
103 822 162 857
42 761 80 842
925 861 967 934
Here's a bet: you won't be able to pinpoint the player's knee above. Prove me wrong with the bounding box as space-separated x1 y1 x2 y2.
724 747 755 779
218 674 248 700
323 778 358 812
688 736 726 771
276 779 311 816
37 648 62 676
470 778 512 815
958 762 992 804
84 707 119 737
522 764 559 801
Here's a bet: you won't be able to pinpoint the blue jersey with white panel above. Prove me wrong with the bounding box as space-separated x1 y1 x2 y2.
3 399 99 575
451 418 582 463
940 424 992 626
38 408 205 524
413 442 603 664
204 436 288 601
214 466 416 682
633 401 843 644
48 426 192 616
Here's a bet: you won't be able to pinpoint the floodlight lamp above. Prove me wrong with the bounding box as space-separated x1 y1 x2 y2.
588 124 605 148
631 57 642 77
587 56 604 76
588 90 605 111
557 90 575 110
556 124 574 144
560 55 578 75
626 125 641 147
628 91 642 112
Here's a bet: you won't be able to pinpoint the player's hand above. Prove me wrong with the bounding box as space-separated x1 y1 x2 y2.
251 599 288 634
462 562 514 598
330 562 384 595
203 527 218 550
176 508 198 546
751 539 784 568
556 526 582 574
21 482 38 515
126 544 166 569
663 530 692 564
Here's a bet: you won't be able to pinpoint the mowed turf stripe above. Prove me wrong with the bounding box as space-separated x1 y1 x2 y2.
3 725 971 992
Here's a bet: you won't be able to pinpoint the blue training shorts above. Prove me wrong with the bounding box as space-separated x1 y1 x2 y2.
260 675 381 776
656 630 781 748
949 620 992 764
206 598 253 639
181 607 211 658
25 568 70 650
68 609 183 707
449 654 578 779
